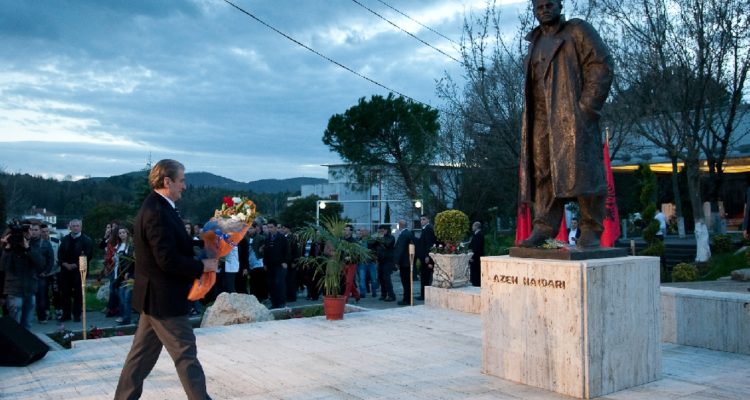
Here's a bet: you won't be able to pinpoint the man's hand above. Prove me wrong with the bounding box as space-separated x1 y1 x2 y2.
62 262 77 271
202 258 218 273
744 231 748 240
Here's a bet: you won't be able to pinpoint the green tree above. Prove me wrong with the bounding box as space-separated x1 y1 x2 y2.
0 183 6 225
638 164 664 257
82 202 136 241
323 93 440 200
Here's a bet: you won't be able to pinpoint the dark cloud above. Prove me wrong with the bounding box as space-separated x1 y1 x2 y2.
1 0 526 181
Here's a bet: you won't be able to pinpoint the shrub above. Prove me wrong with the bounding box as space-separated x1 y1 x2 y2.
434 210 470 247
672 262 698 282
710 234 733 254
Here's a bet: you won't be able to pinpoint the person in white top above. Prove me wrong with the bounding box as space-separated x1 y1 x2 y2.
654 210 667 241
223 246 240 293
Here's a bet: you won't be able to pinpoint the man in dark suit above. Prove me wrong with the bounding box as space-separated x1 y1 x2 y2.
394 219 414 305
416 214 436 300
115 159 218 400
264 219 290 309
469 221 485 287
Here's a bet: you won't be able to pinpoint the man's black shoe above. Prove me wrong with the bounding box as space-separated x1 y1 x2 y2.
397 301 410 306
383 297 396 302
416 296 425 301
73 317 81 322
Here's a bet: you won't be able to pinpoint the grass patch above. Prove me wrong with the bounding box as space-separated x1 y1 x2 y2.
701 251 747 281
271 305 325 320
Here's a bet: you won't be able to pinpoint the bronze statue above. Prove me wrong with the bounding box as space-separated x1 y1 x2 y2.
518 0 614 248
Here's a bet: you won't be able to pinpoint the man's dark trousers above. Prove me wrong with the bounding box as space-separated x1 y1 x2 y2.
267 265 287 308
115 313 207 400
399 264 411 301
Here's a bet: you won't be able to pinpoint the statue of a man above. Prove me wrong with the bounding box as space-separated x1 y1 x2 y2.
518 0 614 248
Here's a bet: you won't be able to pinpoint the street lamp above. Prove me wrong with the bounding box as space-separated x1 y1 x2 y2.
316 200 327 226
414 200 422 210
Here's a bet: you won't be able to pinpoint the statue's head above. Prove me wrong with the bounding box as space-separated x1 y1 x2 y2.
532 0 563 26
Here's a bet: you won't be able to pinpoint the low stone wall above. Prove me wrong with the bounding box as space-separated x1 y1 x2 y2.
661 287 750 355
424 286 480 314
428 280 750 356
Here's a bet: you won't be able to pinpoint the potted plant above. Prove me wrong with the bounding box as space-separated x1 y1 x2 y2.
430 209 472 288
297 216 372 320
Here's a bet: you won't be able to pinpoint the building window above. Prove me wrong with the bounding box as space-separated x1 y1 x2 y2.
371 194 379 208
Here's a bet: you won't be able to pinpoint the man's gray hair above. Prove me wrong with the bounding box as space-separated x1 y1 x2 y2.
149 159 185 189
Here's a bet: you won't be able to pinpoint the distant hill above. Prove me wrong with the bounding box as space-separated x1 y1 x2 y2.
186 172 326 194
247 177 327 193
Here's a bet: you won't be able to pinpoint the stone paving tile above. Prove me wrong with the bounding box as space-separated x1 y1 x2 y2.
3 305 750 399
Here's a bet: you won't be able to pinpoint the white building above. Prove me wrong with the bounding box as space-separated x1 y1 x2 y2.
22 206 57 226
301 164 458 230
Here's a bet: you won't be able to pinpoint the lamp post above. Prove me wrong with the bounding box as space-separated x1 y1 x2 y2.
78 254 88 340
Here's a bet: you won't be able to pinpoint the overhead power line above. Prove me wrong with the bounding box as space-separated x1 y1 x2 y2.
349 0 462 64
222 0 437 110
373 0 460 47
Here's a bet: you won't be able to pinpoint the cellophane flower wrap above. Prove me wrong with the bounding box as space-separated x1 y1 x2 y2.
188 196 256 300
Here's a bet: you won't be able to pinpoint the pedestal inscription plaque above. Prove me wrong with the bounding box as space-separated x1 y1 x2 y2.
481 255 661 399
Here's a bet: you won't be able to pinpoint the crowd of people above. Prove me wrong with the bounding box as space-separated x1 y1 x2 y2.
172 213 442 310
0 212 485 333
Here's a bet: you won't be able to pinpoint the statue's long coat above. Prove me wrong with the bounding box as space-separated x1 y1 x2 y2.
518 18 614 203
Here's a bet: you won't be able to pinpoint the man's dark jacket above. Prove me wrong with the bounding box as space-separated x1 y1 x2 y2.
58 233 93 269
469 229 485 265
264 233 290 267
132 191 203 318
417 224 436 261
394 229 413 268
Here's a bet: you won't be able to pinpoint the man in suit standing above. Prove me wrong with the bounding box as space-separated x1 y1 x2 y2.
264 219 290 309
115 159 218 400
394 219 414 305
468 221 485 287
416 214 436 300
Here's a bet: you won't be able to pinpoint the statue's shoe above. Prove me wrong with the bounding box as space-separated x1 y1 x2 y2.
519 231 549 248
577 230 601 248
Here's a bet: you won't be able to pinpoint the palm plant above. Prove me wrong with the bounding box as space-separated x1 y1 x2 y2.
296 216 372 297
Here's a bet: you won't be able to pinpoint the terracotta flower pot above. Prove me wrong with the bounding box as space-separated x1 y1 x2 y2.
323 295 346 320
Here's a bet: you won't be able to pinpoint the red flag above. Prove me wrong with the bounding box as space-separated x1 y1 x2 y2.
515 202 532 246
556 216 568 242
601 141 621 247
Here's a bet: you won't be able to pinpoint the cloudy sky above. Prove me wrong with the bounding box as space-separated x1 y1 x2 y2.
0 0 526 182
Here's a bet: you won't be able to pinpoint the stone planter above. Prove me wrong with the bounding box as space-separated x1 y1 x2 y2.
430 252 473 288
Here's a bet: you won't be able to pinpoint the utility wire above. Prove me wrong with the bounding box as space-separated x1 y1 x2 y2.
349 0 462 64
373 0 460 47
222 0 437 110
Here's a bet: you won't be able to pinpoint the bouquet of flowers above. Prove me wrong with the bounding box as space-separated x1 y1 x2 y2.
188 196 257 300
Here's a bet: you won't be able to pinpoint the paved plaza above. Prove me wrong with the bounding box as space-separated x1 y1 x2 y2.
2 304 750 399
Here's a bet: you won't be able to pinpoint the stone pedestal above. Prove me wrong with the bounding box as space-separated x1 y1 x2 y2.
481 255 661 399
430 252 473 288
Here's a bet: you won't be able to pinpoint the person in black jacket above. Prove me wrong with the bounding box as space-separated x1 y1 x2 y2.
1 223 45 330
374 224 396 302
394 219 414 305
264 219 291 309
115 159 218 400
469 221 485 287
57 219 93 322
417 215 436 300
